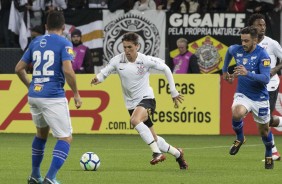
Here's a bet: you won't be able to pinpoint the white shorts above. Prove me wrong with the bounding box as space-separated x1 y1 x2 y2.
232 93 270 124
28 97 73 138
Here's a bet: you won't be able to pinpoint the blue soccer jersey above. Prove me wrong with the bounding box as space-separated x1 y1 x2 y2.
223 45 271 101
21 34 74 98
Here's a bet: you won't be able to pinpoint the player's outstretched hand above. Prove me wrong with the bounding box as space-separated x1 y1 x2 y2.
222 72 234 84
90 76 100 86
173 94 184 108
74 93 82 109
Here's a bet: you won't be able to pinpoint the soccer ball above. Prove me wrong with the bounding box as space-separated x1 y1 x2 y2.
80 152 101 171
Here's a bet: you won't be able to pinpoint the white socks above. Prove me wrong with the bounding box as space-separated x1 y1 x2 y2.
156 136 169 152
135 122 161 153
272 117 282 153
156 136 180 158
272 133 278 153
134 123 182 157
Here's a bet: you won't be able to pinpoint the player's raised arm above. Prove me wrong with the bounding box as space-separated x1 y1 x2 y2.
148 56 184 108
91 57 117 86
222 46 237 83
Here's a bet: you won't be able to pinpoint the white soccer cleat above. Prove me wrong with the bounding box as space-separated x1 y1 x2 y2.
272 152 281 161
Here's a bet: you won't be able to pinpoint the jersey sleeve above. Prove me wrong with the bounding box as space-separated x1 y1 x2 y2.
273 40 282 60
61 40 74 62
146 56 168 70
147 56 179 97
97 58 117 82
222 45 236 72
246 50 270 84
20 41 34 64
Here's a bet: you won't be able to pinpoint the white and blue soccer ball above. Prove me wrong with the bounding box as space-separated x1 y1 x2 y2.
80 152 101 171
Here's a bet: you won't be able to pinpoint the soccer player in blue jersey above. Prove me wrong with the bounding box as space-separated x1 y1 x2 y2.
248 13 282 161
15 11 82 184
222 26 274 169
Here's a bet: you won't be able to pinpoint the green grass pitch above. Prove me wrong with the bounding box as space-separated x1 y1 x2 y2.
0 134 282 184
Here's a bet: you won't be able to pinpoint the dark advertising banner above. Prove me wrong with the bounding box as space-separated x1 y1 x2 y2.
167 12 247 74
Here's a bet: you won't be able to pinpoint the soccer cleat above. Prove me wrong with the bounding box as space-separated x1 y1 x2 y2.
27 176 43 184
229 137 246 155
42 178 60 184
262 152 281 162
265 157 274 169
150 152 166 165
272 152 281 161
176 148 188 170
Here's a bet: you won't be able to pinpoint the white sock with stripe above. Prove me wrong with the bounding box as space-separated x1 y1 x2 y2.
157 136 180 158
135 122 161 153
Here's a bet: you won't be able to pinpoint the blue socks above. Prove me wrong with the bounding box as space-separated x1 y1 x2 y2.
46 140 70 180
262 130 273 157
232 119 273 157
232 119 244 141
31 136 47 178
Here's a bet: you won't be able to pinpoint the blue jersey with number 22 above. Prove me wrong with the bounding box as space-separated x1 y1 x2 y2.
21 34 74 98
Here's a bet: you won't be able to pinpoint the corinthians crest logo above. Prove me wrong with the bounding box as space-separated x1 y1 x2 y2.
191 36 224 73
103 13 161 63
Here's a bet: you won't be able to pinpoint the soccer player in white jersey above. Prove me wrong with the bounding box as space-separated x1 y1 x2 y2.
91 32 188 169
222 26 274 169
248 13 282 161
15 11 82 184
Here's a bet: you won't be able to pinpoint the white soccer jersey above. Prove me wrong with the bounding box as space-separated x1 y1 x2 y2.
259 36 282 91
97 52 179 110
